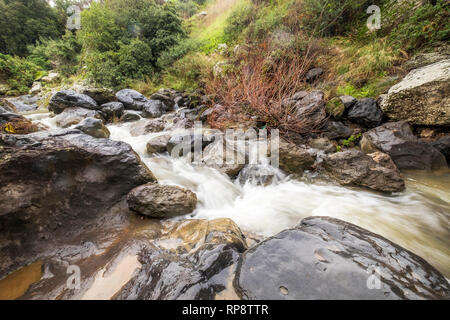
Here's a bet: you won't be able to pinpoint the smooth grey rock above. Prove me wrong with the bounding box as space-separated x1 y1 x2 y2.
49 90 99 114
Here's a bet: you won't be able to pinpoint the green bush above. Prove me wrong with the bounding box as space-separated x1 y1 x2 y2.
0 53 43 94
28 31 81 76
223 0 257 43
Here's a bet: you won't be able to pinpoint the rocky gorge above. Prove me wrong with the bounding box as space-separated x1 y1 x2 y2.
0 56 449 300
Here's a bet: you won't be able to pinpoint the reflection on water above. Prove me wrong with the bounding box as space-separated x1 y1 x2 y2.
0 261 43 300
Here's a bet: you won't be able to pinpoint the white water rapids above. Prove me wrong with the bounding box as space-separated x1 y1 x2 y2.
28 113 450 278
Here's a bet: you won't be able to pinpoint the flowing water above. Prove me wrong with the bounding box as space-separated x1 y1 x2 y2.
27 114 450 278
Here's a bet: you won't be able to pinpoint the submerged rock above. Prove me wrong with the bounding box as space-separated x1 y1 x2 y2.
74 117 110 139
0 129 155 277
322 149 405 192
127 183 197 218
380 59 450 125
235 216 450 300
360 121 447 170
115 89 148 111
49 90 99 114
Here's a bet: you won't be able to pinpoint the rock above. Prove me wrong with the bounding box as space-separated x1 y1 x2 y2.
431 136 450 163
294 90 327 124
129 118 166 136
127 183 197 218
322 120 353 139
368 151 400 173
339 95 357 109
278 139 315 175
322 149 405 192
120 110 141 122
309 137 335 153
116 218 246 299
306 67 324 83
347 98 383 128
235 216 450 300
74 117 110 139
0 129 155 276
99 102 124 122
29 82 42 95
0 83 10 95
81 87 115 105
146 134 171 154
167 132 215 157
360 121 447 170
41 72 59 83
54 107 103 128
404 51 450 71
292 91 308 101
49 90 99 114
149 92 175 110
115 89 148 111
325 97 345 118
142 99 169 118
0 106 40 134
201 137 246 177
200 107 214 122
3 95 39 113
380 60 450 125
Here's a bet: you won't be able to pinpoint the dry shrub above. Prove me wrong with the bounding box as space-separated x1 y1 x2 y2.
205 38 327 135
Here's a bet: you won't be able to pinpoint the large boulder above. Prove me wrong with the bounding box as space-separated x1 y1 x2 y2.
115 89 148 111
380 59 450 125
322 120 353 139
74 117 110 139
3 95 39 113
235 216 450 300
0 106 40 134
278 139 315 175
127 183 197 218
120 110 141 122
141 99 170 118
360 121 447 170
0 129 155 277
49 90 99 114
347 98 383 128
322 149 405 193
431 136 450 163
54 107 103 128
116 218 246 300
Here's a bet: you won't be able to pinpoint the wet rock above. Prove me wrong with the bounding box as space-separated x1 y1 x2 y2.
142 99 169 118
120 110 141 122
347 98 383 128
360 121 447 170
99 102 124 122
49 90 99 114
201 137 247 177
146 134 171 154
0 129 155 277
54 107 103 128
306 68 324 83
127 183 197 218
380 59 450 125
322 120 353 139
431 136 450 163
3 95 39 113
368 151 400 173
322 149 405 192
235 216 450 300
167 132 215 157
74 117 110 139
278 139 315 175
129 118 166 136
116 218 246 300
115 89 148 111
